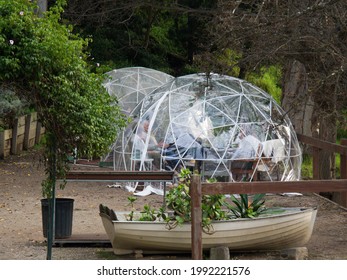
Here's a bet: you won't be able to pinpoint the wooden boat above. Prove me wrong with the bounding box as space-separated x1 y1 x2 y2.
99 204 317 255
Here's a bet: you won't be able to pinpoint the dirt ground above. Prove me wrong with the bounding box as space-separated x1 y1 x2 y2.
0 149 346 260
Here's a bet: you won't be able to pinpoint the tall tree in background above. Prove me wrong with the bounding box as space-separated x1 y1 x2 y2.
206 0 347 179
62 0 216 75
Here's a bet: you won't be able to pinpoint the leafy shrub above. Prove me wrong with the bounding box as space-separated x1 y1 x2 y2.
0 86 28 129
0 0 127 197
247 65 282 104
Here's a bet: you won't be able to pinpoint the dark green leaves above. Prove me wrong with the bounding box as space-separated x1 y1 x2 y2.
0 1 127 197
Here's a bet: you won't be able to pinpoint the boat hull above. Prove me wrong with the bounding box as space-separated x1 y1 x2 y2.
99 205 317 255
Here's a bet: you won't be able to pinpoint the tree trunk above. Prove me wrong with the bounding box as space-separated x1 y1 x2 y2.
282 60 336 181
312 107 336 180
312 107 337 199
281 60 313 137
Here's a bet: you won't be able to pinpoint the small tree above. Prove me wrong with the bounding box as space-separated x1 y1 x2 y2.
0 0 127 197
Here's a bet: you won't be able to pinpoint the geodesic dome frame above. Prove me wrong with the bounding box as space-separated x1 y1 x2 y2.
102 67 174 167
111 72 302 182
103 67 174 116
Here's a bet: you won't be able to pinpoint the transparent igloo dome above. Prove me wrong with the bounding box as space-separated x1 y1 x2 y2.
103 67 174 116
112 73 302 182
102 67 174 167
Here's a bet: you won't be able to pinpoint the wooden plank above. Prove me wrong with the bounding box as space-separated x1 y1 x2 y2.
336 139 347 207
0 131 4 159
53 233 110 246
29 126 37 138
17 124 26 135
17 115 26 126
312 147 320 179
24 114 32 149
11 118 19 155
297 133 347 155
24 113 32 150
10 115 26 155
3 129 12 157
200 179 347 195
0 128 12 158
190 174 202 260
35 122 42 145
27 126 37 148
64 171 175 182
340 139 347 179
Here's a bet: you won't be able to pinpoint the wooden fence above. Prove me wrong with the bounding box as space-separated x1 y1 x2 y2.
0 112 45 159
190 176 347 260
190 136 347 259
297 134 347 206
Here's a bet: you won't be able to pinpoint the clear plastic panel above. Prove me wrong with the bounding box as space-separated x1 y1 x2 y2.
105 72 302 182
103 67 173 116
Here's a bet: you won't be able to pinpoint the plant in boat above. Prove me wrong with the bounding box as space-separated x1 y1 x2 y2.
126 196 137 221
127 196 167 222
132 169 273 232
139 205 167 222
226 194 266 218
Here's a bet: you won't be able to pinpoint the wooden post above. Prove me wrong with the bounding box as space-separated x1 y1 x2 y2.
0 130 5 159
340 139 347 179
24 113 32 150
312 147 320 180
190 174 202 260
338 139 347 207
23 112 38 150
10 116 26 155
0 129 12 159
11 118 19 155
35 122 42 145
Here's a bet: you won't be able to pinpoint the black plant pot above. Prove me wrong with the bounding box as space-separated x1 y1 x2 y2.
41 198 74 239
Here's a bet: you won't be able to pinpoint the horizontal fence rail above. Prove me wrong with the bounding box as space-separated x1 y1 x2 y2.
297 135 347 180
200 179 347 195
64 171 175 182
190 174 347 260
297 134 347 155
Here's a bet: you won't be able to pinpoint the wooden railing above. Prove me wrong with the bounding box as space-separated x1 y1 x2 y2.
190 134 347 259
297 134 347 206
190 175 347 260
296 134 347 180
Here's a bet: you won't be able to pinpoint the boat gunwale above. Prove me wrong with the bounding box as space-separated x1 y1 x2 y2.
106 207 317 224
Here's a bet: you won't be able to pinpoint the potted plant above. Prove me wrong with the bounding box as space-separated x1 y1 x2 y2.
0 1 127 258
